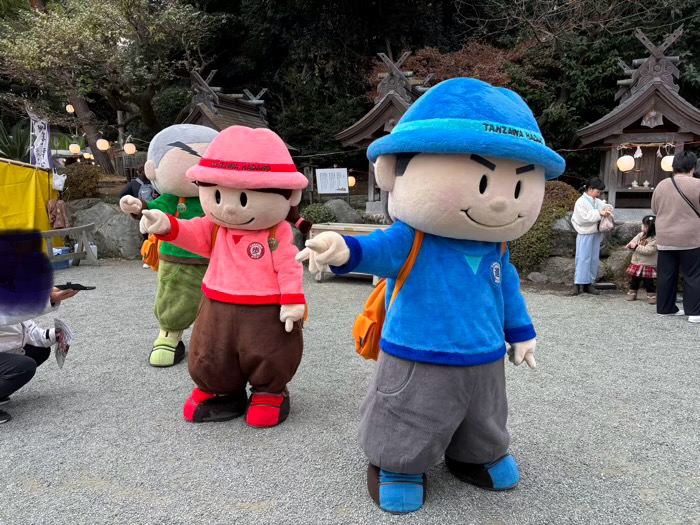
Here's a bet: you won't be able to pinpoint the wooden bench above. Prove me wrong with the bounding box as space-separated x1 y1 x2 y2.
309 222 388 284
41 223 99 266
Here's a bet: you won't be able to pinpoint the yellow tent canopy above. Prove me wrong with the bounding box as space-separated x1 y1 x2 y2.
0 157 61 250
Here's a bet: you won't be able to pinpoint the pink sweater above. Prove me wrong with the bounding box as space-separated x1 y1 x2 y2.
157 215 305 305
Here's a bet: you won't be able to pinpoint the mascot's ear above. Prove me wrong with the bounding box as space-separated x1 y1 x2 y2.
144 159 156 182
290 189 302 207
375 155 397 192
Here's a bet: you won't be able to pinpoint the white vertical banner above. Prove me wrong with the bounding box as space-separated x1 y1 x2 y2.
27 109 53 169
315 167 349 194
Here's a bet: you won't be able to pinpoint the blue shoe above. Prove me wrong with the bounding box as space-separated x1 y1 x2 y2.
445 453 520 490
367 464 425 514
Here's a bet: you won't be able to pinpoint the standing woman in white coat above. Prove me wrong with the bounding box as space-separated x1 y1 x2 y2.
571 178 612 295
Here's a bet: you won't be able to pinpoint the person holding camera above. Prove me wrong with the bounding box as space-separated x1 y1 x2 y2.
0 287 78 423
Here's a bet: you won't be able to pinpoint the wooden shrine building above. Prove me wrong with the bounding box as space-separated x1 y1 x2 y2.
336 52 431 213
180 71 295 150
574 27 700 209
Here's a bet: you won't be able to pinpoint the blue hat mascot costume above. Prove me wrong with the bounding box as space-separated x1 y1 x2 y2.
298 78 565 514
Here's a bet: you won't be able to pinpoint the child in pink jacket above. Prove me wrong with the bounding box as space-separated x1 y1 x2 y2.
141 126 308 428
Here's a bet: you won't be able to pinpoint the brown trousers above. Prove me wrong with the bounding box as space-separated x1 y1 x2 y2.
189 298 303 395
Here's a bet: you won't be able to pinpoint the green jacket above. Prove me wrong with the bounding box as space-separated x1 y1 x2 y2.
146 194 207 263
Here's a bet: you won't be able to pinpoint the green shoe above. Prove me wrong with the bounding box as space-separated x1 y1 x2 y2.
149 338 186 367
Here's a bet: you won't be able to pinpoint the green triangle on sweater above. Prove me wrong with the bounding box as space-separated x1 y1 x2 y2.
464 255 483 274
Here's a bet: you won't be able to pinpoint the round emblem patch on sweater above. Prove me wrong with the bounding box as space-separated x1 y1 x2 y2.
491 261 502 285
247 242 265 260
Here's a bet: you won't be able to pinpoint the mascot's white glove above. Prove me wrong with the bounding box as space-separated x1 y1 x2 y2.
140 209 171 236
120 195 143 215
508 338 537 369
280 304 305 333
295 232 350 275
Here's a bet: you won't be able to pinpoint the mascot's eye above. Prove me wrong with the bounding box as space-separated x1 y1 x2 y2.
479 175 488 194
215 190 221 204
514 181 522 199
240 192 248 207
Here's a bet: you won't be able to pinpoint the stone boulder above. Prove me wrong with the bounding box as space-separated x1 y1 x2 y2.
602 247 633 280
71 202 142 259
540 257 575 284
65 198 103 226
600 233 610 259
540 256 605 284
324 199 362 224
527 272 549 284
551 214 577 257
611 221 642 245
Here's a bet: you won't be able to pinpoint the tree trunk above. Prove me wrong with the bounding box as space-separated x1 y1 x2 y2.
67 94 115 174
29 0 45 11
135 87 160 135
537 84 569 128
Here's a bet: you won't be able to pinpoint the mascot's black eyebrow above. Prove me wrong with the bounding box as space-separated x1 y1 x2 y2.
168 141 202 158
516 164 535 175
470 154 496 171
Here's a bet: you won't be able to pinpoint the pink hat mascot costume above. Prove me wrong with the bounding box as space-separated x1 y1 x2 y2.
141 126 309 427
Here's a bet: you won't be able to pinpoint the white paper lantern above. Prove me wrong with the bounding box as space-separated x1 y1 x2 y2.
348 175 356 188
65 104 75 114
68 143 81 155
96 138 110 151
616 155 635 172
123 142 136 155
660 155 674 172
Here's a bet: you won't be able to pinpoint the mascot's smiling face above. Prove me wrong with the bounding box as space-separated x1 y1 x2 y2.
198 184 302 231
375 153 545 242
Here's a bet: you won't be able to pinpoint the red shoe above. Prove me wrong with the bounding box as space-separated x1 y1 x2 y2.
183 388 247 423
246 392 290 428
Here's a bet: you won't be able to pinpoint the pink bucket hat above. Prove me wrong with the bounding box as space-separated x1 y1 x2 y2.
186 126 309 190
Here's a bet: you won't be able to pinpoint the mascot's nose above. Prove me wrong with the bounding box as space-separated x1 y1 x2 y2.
223 204 239 216
489 197 508 213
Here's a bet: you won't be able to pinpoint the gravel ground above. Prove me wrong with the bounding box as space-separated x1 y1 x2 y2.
1 259 698 525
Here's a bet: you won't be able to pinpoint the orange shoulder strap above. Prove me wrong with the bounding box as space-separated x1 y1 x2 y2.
388 230 424 311
210 224 220 249
501 241 507 257
268 225 278 239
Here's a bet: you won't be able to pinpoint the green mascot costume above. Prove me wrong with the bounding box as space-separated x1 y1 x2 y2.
120 124 218 367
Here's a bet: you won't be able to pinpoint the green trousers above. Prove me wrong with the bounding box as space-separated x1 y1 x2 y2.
154 260 207 332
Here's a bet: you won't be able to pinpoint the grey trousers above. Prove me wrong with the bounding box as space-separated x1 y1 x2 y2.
359 352 509 475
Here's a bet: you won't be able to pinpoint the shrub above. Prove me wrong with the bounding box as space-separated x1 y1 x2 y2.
510 181 580 273
60 163 103 200
301 203 336 224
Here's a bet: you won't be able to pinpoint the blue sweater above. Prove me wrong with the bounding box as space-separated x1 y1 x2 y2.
331 221 536 366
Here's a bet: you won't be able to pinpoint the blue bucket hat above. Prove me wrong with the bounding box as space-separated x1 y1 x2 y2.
367 78 565 180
